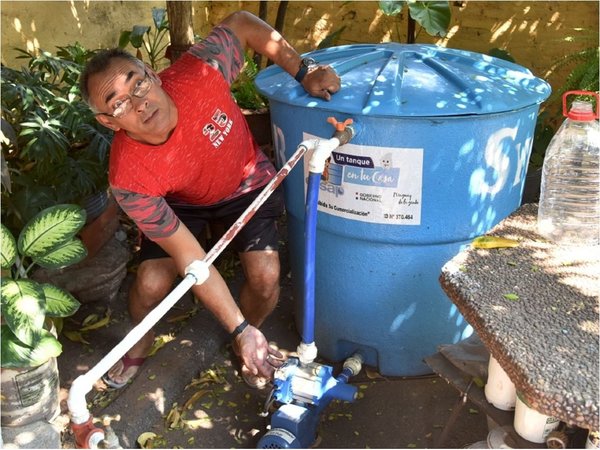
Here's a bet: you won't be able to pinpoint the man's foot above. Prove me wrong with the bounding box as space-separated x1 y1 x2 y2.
102 354 146 389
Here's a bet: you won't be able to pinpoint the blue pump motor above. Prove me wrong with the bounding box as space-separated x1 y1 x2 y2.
257 427 302 449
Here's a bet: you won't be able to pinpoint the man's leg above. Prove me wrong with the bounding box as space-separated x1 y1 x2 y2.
105 257 178 386
238 250 281 327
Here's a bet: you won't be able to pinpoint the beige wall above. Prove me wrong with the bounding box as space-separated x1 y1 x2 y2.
2 1 598 98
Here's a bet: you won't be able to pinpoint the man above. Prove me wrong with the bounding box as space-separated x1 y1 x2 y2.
80 10 340 389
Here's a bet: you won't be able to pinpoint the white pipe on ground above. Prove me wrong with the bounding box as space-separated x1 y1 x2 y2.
67 139 323 447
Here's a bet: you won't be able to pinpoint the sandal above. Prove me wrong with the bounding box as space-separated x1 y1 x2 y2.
102 354 146 389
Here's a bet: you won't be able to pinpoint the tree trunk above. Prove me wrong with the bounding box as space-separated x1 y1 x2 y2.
166 1 194 64
407 15 416 44
253 1 269 67
274 1 288 32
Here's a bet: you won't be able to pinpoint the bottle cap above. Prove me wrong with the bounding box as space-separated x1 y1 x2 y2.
563 90 599 121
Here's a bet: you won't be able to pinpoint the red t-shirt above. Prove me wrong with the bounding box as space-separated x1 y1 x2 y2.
110 26 275 240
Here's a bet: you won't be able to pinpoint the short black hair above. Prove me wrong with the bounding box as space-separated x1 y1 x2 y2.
79 48 142 106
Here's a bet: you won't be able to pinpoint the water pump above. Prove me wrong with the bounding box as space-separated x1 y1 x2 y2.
257 354 362 448
257 118 361 449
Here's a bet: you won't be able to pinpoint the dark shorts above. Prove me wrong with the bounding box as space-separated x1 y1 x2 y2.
139 187 284 262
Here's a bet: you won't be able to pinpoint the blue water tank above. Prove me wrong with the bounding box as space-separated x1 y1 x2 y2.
256 44 550 376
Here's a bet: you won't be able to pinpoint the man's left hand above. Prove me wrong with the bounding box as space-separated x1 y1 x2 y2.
302 65 341 101
236 324 284 379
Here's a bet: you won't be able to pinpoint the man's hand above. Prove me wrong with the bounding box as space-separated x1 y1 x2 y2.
302 65 341 101
235 324 284 378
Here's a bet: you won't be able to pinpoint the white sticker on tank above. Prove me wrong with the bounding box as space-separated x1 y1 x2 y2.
303 134 423 225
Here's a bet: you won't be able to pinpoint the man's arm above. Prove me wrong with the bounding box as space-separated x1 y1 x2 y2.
155 223 280 377
220 11 341 100
154 224 244 332
112 188 279 377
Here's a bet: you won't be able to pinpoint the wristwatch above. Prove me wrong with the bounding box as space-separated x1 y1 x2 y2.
294 57 317 83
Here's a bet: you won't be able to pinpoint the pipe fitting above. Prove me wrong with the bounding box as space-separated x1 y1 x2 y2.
185 260 210 285
297 341 318 365
308 138 342 174
343 353 364 376
68 375 93 426
327 117 356 146
71 416 105 449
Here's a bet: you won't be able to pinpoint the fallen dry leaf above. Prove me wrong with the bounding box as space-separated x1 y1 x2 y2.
81 313 99 327
147 333 176 357
182 389 209 411
63 330 90 345
166 307 198 324
79 312 111 331
471 235 519 249
137 432 157 449
365 367 384 379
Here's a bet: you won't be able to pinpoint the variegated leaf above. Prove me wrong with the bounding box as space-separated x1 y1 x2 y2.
1 223 17 269
0 325 62 368
41 283 80 318
18 204 86 259
1 279 45 346
33 238 87 269
379 0 405 16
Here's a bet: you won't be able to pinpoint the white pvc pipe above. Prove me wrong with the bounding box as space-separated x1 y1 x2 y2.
308 137 342 174
67 140 322 429
68 273 199 424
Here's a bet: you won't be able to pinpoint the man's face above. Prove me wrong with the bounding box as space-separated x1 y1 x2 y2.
88 58 177 145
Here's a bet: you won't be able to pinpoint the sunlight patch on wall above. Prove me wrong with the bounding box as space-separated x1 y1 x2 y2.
70 0 82 31
294 6 313 26
12 18 22 33
491 18 513 43
312 14 332 44
436 24 459 47
529 20 539 35
368 8 384 35
518 20 528 32
26 38 40 53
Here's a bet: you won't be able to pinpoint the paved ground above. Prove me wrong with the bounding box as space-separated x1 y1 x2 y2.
53 220 490 449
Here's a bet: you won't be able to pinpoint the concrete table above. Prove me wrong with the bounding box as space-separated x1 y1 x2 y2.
439 203 599 432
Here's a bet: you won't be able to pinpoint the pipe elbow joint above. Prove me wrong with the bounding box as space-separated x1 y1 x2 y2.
297 341 318 365
308 138 341 174
68 375 93 425
70 415 105 449
185 260 210 285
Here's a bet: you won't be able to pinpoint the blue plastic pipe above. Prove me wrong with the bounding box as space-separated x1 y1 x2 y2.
302 171 321 345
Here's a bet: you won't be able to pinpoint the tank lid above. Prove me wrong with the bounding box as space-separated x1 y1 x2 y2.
255 43 551 117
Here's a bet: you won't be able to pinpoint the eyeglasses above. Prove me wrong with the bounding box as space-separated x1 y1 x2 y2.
95 70 154 119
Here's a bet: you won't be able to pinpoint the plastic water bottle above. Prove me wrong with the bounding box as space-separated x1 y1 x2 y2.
537 90 600 246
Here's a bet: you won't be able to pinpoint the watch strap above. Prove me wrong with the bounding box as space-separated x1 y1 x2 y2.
230 319 249 341
294 57 316 83
295 65 309 83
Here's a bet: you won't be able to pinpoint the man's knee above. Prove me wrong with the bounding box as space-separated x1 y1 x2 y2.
132 259 177 301
247 254 279 283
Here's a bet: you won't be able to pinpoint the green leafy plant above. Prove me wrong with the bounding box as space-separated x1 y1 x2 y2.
119 7 170 70
231 53 268 111
1 204 86 368
379 1 451 43
548 29 599 109
533 29 598 169
1 43 113 233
